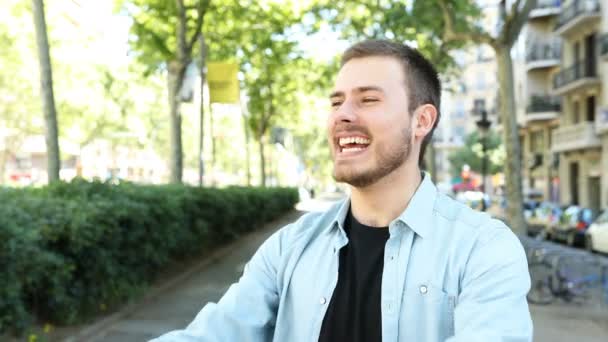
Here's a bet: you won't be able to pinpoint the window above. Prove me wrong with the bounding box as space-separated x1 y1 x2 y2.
530 131 544 152
476 72 486 90
453 101 465 118
473 99 486 114
586 96 596 122
573 101 580 124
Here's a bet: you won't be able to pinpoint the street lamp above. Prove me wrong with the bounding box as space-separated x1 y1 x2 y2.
476 109 491 211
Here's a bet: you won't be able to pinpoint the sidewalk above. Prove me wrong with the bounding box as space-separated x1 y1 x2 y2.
73 210 305 342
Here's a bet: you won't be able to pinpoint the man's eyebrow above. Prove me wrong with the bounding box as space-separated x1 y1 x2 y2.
329 86 384 99
329 90 344 99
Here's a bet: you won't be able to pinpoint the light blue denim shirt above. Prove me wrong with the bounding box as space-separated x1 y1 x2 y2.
152 174 533 342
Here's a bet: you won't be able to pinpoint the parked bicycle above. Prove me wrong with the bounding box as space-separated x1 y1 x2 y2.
527 254 608 305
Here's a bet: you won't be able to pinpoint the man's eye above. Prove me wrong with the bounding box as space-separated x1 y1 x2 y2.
331 101 343 107
362 98 378 103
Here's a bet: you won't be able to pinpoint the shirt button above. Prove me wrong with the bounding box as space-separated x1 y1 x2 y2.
420 285 428 295
320 297 327 305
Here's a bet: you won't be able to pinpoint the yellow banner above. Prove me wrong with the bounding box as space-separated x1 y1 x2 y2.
207 62 240 104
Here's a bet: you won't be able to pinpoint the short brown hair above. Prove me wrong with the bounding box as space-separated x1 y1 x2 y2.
341 39 441 165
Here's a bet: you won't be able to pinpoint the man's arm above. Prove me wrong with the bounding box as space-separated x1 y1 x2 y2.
150 229 284 342
447 225 533 342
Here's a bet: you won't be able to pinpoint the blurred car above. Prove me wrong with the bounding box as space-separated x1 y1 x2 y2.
526 202 560 237
585 210 608 253
455 191 490 211
550 205 594 246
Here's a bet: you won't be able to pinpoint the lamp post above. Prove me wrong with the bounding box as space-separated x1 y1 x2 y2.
476 109 491 211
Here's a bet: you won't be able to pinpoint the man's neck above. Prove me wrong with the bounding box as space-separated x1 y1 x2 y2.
349 163 422 228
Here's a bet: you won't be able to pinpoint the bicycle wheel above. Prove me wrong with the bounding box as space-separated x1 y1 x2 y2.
527 262 555 305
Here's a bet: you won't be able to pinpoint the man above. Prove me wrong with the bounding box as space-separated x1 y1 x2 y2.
153 40 533 342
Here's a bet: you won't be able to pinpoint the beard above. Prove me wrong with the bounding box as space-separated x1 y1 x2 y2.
332 125 412 188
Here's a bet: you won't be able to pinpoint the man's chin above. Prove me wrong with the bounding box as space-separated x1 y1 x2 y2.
333 170 379 188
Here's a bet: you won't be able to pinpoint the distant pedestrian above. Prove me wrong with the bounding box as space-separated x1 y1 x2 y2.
152 39 532 342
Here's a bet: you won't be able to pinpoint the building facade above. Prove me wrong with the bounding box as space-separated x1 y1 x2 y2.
518 0 608 213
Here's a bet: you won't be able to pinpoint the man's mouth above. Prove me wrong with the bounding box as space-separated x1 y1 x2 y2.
337 136 371 154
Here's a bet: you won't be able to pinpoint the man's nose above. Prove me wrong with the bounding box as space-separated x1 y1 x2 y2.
333 100 357 123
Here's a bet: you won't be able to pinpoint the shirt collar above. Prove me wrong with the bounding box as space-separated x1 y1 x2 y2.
329 171 438 239
394 171 438 239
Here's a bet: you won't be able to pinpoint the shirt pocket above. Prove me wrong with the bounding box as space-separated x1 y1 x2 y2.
401 282 456 341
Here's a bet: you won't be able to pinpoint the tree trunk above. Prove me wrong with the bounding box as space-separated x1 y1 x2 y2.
258 137 266 187
210 104 216 184
198 34 206 187
168 61 185 184
32 0 60 183
496 46 526 235
243 113 251 186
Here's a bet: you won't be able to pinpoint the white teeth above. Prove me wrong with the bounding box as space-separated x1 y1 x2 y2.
338 137 370 147
341 147 365 153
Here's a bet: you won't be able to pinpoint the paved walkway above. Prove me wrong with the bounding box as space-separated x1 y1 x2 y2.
65 195 608 341
83 210 305 342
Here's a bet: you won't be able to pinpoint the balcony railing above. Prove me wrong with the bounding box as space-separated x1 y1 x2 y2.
556 0 600 31
527 95 561 113
601 34 608 56
526 41 561 63
553 61 597 90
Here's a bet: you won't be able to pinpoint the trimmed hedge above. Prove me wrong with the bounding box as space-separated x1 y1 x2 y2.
0 179 298 335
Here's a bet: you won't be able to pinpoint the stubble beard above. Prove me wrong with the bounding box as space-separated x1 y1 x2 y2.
332 126 412 188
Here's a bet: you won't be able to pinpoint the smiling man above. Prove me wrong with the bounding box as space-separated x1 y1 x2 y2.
152 40 533 342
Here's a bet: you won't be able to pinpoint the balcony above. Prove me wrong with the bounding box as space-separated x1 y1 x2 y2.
553 61 600 95
601 34 608 59
525 41 561 71
529 0 561 20
552 121 601 153
555 0 601 37
526 95 560 122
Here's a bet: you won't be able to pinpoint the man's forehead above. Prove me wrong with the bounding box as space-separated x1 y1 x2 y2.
333 56 405 93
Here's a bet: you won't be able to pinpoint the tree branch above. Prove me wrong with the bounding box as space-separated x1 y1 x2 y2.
508 0 524 22
175 0 188 62
438 0 496 48
186 0 211 55
504 0 537 46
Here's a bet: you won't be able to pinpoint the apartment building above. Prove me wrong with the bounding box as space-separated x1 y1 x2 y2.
517 0 563 203
552 0 607 214
518 0 608 213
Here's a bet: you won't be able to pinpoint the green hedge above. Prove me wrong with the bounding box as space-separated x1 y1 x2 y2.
0 179 298 335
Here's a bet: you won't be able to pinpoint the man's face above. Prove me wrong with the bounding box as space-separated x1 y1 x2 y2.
327 56 414 188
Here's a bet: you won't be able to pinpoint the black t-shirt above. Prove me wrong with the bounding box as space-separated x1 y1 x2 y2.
318 208 390 342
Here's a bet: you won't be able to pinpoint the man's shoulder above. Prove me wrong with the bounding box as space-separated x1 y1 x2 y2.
433 192 516 246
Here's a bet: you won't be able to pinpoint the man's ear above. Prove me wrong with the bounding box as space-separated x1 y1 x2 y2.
413 104 438 140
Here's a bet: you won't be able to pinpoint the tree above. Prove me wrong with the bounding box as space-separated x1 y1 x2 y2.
448 131 505 177
31 0 60 182
243 40 304 187
0 26 39 184
430 0 536 234
119 0 211 183
201 1 312 186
